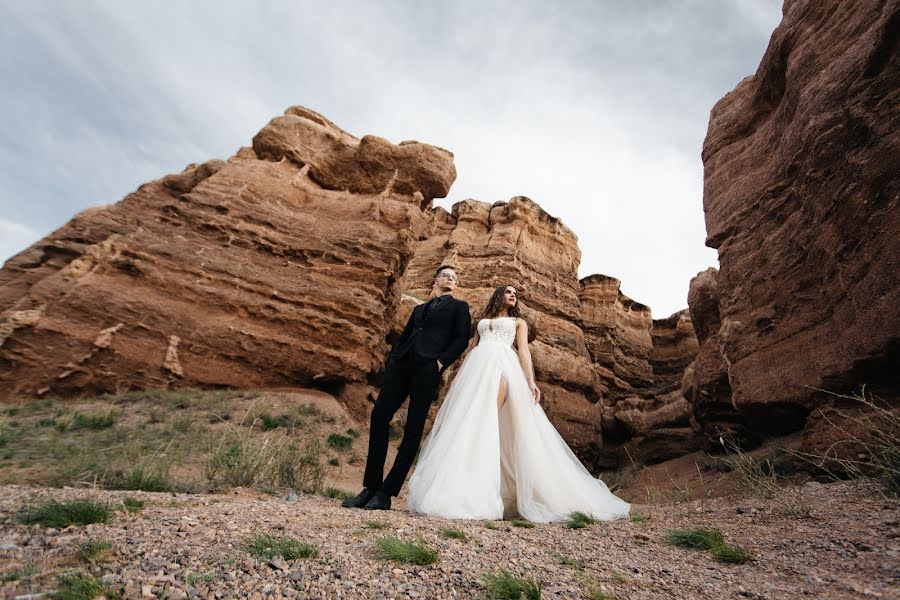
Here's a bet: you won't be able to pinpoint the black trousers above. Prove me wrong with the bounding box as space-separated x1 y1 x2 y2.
363 354 441 496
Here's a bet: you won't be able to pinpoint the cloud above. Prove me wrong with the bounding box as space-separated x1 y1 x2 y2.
0 0 782 316
0 218 40 267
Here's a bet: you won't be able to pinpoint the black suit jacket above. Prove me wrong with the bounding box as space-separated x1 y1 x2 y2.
388 295 471 372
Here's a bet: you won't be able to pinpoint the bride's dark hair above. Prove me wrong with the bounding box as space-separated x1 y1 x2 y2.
479 285 521 320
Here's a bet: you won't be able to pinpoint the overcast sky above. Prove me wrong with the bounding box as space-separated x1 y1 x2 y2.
0 0 781 317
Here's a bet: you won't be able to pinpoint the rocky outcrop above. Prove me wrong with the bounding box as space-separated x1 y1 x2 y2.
699 0 900 433
398 197 604 457
0 107 452 419
578 276 701 465
0 105 703 470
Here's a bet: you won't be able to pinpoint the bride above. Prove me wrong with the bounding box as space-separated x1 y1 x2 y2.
408 285 630 522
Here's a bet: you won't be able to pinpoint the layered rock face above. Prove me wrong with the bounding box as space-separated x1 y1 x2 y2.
0 107 453 419
1 105 702 469
398 197 605 457
579 276 700 465
699 0 900 431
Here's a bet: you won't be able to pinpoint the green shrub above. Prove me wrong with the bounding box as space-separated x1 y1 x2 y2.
565 511 596 529
511 519 534 528
441 528 466 540
664 527 724 550
19 499 111 528
372 537 438 565
245 533 318 560
54 571 117 599
480 568 541 599
326 433 353 452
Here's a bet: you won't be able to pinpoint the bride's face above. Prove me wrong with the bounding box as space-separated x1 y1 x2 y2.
504 286 518 307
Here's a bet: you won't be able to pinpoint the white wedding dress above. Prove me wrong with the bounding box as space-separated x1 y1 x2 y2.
408 317 630 523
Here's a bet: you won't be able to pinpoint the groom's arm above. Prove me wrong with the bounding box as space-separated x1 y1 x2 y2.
387 307 417 365
437 301 472 370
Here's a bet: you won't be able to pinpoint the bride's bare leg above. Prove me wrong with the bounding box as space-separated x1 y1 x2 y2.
496 375 508 411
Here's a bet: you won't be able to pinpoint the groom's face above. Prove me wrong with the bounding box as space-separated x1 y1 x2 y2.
435 269 458 291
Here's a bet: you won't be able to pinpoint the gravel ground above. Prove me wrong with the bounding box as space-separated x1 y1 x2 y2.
0 481 897 599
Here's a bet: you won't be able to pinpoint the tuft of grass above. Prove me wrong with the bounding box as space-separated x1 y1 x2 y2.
480 568 541 600
440 527 466 540
565 511 596 529
483 521 499 530
245 533 318 560
326 433 353 452
19 499 111 528
185 569 220 586
64 410 117 431
585 581 620 600
346 428 360 438
664 527 724 550
629 513 648 523
205 432 326 493
364 521 387 530
77 539 114 564
324 487 354 501
552 551 584 570
122 496 145 513
510 519 534 528
665 526 753 564
328 457 341 466
54 571 117 599
611 571 630 584
372 537 438 565
114 464 171 492
717 438 780 499
711 543 754 564
1 566 37 582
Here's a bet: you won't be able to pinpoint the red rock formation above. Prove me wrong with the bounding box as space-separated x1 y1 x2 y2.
399 197 604 457
0 105 704 470
0 107 452 419
700 0 899 430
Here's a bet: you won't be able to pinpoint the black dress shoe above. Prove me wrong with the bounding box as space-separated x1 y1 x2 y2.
363 491 392 510
341 488 377 508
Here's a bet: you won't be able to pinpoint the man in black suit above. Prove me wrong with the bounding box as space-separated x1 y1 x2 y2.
343 265 472 510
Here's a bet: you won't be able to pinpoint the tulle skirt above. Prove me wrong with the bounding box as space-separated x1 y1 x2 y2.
407 340 630 522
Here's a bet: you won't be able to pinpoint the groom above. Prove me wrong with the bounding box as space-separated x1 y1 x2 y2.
343 266 472 510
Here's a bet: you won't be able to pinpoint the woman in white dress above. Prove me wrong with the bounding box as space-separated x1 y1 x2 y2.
408 285 630 523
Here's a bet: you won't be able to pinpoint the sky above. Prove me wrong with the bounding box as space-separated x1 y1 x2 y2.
0 0 782 317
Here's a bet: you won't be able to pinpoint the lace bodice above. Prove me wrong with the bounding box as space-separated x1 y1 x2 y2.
477 317 517 346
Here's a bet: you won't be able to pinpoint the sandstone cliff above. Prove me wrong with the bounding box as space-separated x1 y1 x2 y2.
696 0 899 438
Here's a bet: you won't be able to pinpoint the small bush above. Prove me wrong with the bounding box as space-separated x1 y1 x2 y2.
552 551 584 570
245 533 318 560
1 566 37 582
54 571 116 599
326 433 353 452
328 457 340 466
480 568 541 599
77 539 114 563
565 511 596 529
373 537 438 565
185 569 220 586
324 487 354 501
792 387 900 497
712 543 753 564
511 519 534 528
20 499 111 528
66 410 117 431
364 521 387 530
441 527 466 540
717 439 780 499
483 521 499 530
122 496 145 513
629 513 648 523
664 527 724 550
114 465 170 492
665 526 753 564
